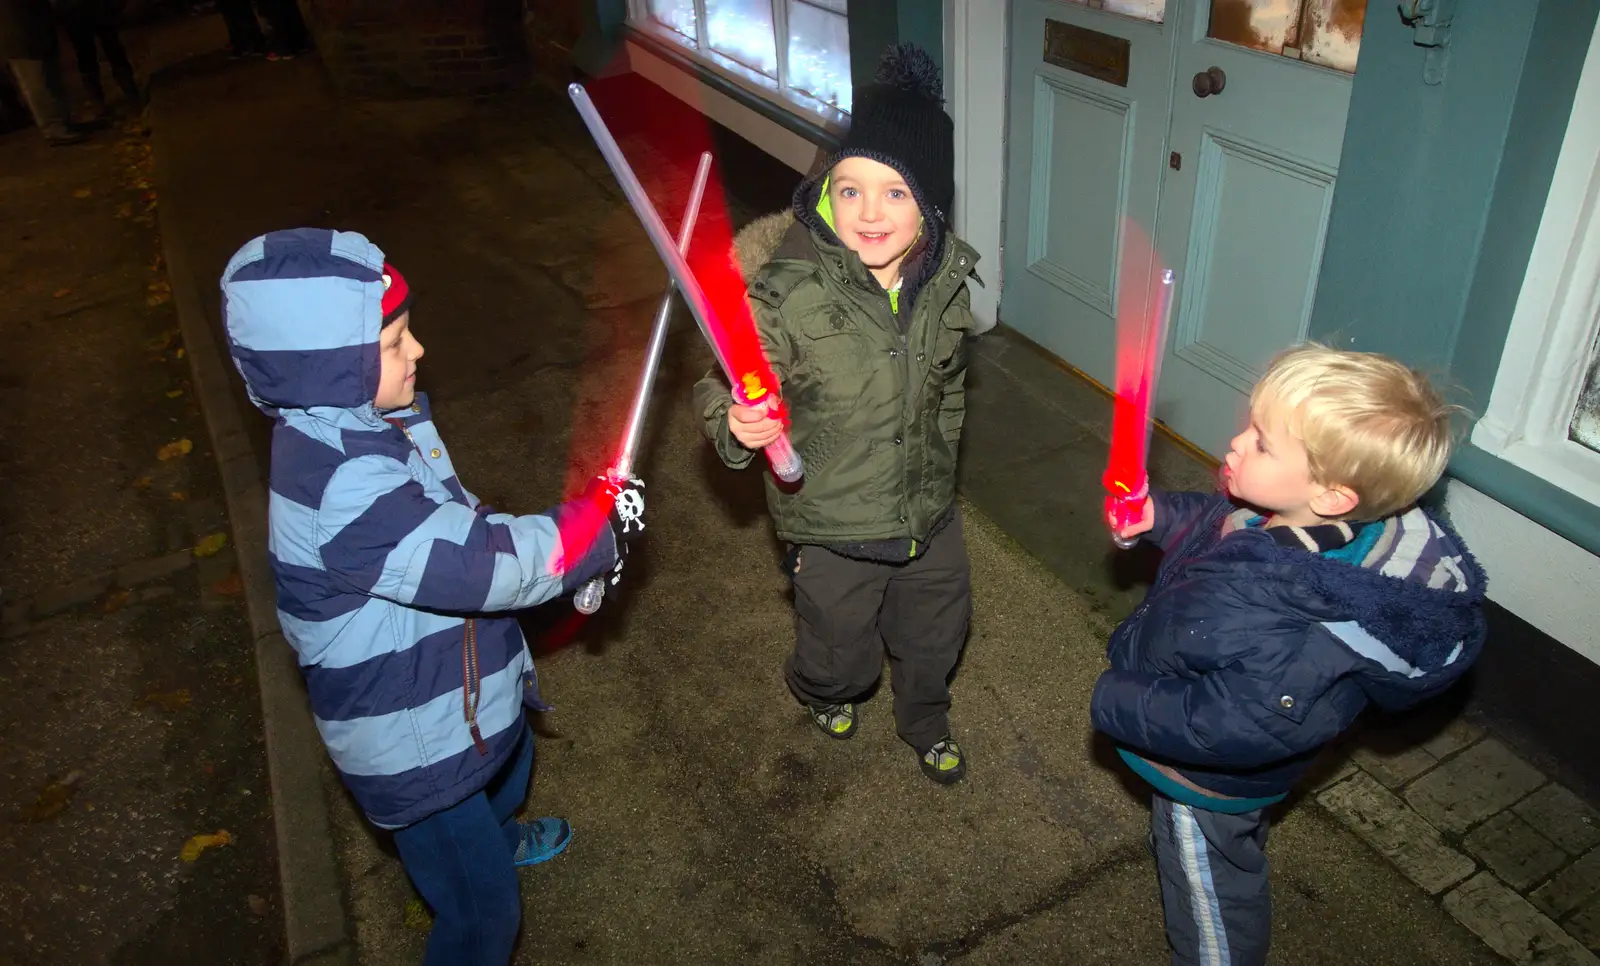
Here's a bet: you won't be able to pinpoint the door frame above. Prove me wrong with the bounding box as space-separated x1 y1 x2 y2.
944 0 1012 331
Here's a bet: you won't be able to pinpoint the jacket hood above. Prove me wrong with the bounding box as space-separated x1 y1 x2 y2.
1212 504 1487 708
221 228 387 422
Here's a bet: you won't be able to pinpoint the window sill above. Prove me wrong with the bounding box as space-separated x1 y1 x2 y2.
1447 442 1600 558
623 23 844 152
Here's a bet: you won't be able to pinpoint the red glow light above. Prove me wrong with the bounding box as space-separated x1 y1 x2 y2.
1104 219 1170 534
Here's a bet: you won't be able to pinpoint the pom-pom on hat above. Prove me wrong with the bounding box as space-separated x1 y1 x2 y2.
833 43 955 223
381 262 413 324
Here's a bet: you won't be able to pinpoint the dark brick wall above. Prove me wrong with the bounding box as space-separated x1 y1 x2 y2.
308 0 531 97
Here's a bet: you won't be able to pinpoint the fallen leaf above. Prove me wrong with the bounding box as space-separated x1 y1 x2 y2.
140 688 190 712
12 771 84 823
193 532 229 558
179 829 232 862
402 898 433 930
131 476 152 489
168 491 187 502
175 348 185 359
156 439 193 460
73 187 92 199
148 279 171 293
102 589 132 614
114 202 133 219
202 764 215 776
247 894 269 917
146 292 171 308
53 287 72 299
212 572 244 596
165 389 183 398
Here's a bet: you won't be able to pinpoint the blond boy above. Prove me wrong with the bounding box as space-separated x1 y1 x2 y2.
1092 344 1486 966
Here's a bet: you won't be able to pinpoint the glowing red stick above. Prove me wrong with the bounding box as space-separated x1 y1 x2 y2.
568 83 802 483
1105 225 1175 547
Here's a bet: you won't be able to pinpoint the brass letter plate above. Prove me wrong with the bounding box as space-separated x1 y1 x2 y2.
1043 19 1131 87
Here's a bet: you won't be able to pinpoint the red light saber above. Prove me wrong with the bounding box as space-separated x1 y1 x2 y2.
1105 267 1175 549
571 150 714 616
567 84 803 484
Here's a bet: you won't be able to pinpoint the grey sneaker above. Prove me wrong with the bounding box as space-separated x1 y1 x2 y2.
807 702 857 740
919 736 966 785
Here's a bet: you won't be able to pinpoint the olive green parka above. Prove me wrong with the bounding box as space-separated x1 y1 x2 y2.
694 200 981 554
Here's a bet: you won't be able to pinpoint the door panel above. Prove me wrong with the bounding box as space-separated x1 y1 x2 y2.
1000 0 1176 389
1170 130 1336 394
1028 75 1134 314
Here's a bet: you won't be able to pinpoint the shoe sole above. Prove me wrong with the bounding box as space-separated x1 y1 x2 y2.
920 761 966 785
512 825 572 867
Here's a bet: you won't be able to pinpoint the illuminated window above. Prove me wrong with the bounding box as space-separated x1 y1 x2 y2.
1207 0 1367 74
1058 0 1167 25
634 0 852 118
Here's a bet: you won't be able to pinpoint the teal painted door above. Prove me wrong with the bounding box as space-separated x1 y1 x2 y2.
1000 1 1366 457
999 0 1177 388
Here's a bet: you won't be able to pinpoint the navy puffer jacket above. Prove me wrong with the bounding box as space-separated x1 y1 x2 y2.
1090 490 1486 801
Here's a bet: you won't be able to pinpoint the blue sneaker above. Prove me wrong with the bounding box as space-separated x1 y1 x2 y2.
512 817 572 867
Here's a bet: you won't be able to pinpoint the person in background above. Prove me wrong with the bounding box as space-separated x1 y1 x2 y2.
215 0 264 58
56 0 140 121
256 0 307 60
2 0 92 144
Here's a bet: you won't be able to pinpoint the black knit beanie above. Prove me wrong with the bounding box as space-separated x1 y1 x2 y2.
831 43 954 224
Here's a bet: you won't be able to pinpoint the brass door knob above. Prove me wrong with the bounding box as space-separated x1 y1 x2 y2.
1192 66 1227 97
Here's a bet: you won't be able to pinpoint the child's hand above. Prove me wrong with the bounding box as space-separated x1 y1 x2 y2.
727 395 784 450
1114 498 1155 541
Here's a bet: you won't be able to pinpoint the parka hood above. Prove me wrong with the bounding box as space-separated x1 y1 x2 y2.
221 228 388 424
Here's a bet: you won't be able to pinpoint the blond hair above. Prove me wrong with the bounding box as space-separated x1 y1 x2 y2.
1250 344 1464 521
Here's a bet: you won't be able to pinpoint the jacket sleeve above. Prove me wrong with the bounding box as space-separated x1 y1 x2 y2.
314 455 617 613
693 294 796 470
1146 489 1217 551
937 286 974 449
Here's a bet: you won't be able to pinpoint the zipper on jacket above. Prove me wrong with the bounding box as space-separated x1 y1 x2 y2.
386 415 488 756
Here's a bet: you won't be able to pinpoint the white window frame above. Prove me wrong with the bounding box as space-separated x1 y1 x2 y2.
625 0 851 133
1471 11 1600 509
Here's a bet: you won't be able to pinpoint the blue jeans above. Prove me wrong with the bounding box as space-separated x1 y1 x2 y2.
393 726 534 966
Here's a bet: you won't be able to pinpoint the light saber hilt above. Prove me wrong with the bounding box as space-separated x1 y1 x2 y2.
573 150 715 616
1105 470 1150 550
731 379 802 483
568 83 803 485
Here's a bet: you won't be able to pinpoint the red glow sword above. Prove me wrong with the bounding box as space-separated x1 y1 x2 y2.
1105 267 1175 548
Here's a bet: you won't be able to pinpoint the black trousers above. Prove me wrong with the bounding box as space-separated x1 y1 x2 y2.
58 0 138 108
11 0 73 133
784 511 972 752
255 0 310 54
216 0 266 53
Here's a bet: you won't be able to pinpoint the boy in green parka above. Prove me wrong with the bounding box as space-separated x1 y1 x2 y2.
694 44 986 784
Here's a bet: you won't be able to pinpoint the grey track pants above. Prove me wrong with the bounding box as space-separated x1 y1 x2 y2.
1151 793 1272 966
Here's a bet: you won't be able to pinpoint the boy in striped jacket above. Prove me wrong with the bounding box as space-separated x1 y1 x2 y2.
223 228 639 965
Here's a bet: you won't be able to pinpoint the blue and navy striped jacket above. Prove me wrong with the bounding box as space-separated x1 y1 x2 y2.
222 229 616 828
